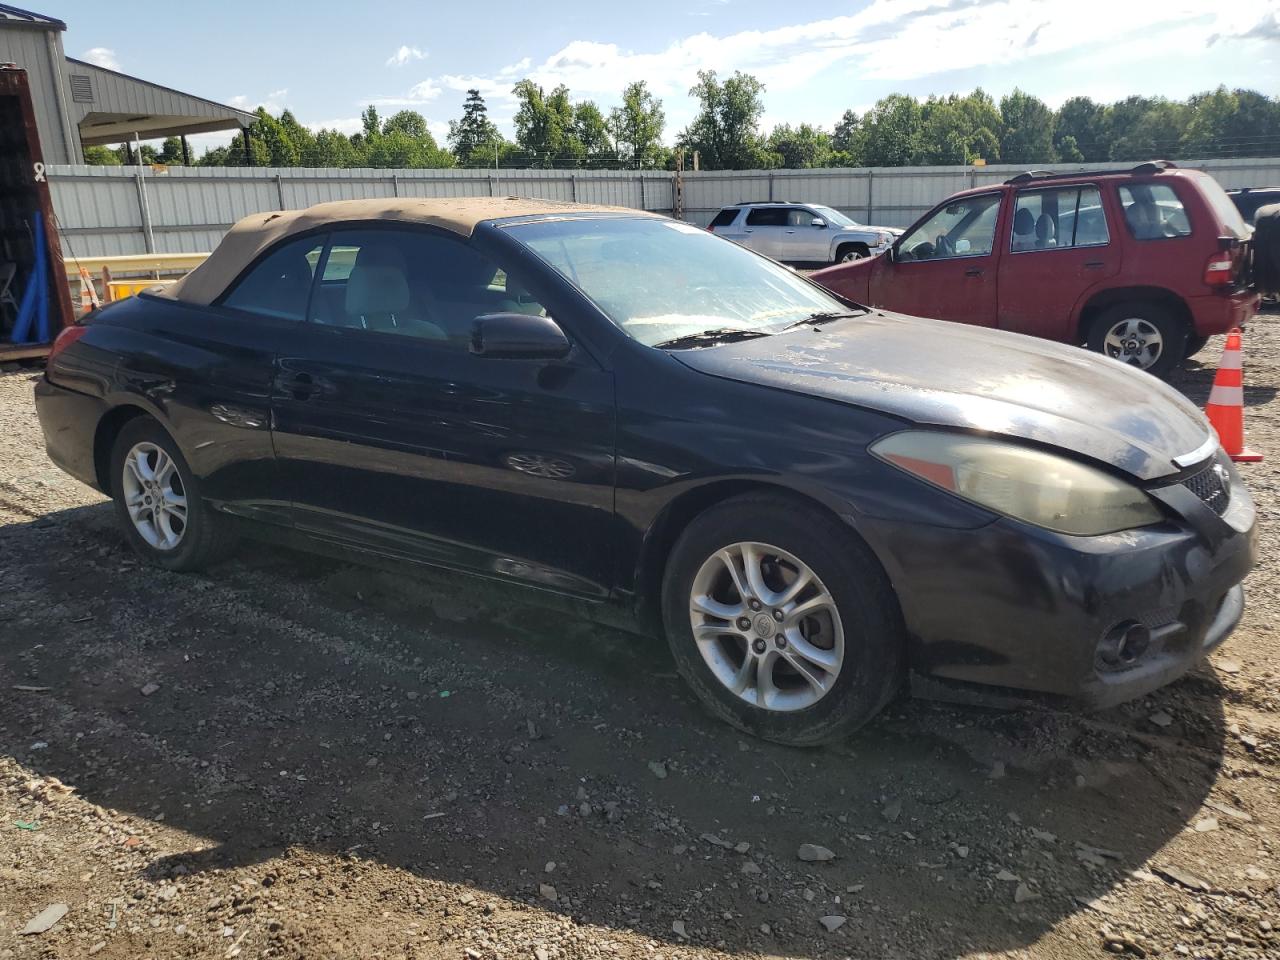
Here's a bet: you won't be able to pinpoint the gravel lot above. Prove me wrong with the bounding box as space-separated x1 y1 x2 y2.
1 320 1278 960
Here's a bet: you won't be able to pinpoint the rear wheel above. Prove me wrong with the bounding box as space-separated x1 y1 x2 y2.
1184 334 1210 359
1087 302 1187 379
110 418 237 571
661 494 904 745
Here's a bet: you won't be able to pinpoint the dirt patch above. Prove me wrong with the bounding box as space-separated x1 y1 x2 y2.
0 320 1278 959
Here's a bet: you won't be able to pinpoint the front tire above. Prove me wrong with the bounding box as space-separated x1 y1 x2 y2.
661 494 904 745
110 417 237 571
1087 302 1187 379
835 243 869 264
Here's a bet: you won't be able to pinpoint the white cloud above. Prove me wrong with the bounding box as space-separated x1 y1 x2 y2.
82 47 120 71
305 116 363 135
366 0 1275 138
229 88 290 114
386 45 427 67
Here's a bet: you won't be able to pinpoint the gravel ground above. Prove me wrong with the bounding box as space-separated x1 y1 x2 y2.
0 320 1278 960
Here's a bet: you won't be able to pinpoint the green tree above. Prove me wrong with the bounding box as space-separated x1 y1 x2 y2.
512 80 576 162
572 101 614 159
1109 98 1189 160
1056 134 1085 163
83 144 123 164
766 123 832 168
677 70 769 170
448 89 503 165
361 105 382 140
608 81 665 166
1055 96 1105 161
383 109 430 140
856 94 924 166
156 137 184 165
254 107 300 166
999 89 1056 164
312 127 361 167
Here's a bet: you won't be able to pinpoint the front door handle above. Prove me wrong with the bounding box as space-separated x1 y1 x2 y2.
1084 261 1106 269
965 267 983 277
280 371 317 401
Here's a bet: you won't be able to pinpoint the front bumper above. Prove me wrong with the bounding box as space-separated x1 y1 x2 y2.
858 461 1257 709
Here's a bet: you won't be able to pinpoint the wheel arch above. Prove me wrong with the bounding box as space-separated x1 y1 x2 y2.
1075 285 1192 344
833 240 871 262
631 477 889 638
93 403 159 493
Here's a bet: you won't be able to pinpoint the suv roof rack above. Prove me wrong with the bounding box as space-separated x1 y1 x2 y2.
733 200 804 206
1003 160 1178 186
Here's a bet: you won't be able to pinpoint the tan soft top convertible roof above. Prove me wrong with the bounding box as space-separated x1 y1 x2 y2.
158 196 657 305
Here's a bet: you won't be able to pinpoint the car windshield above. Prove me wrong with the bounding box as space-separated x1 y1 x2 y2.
809 205 858 228
505 217 853 347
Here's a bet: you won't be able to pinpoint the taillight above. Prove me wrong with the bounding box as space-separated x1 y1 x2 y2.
47 323 89 363
1204 251 1235 287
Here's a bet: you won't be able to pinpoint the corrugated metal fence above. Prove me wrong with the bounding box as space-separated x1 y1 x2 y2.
46 157 1280 258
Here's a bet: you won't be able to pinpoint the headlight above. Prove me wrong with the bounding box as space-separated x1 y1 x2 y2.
870 431 1162 535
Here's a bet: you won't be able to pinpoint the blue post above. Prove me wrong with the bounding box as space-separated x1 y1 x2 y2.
8 212 48 344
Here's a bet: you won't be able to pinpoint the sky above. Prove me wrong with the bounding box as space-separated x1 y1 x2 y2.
53 0 1280 154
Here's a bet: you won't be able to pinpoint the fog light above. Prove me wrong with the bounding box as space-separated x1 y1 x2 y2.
1097 620 1152 670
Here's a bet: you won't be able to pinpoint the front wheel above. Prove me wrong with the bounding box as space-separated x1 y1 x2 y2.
1086 302 1187 379
110 417 237 571
661 494 904 745
835 243 869 263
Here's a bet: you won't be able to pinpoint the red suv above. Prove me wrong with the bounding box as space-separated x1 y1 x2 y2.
811 161 1257 378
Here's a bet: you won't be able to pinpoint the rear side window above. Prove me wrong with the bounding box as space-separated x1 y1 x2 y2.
1118 184 1191 240
1011 186 1109 251
709 208 739 228
220 235 324 320
745 207 788 227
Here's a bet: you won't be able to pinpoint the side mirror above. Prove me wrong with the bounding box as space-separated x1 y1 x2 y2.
810 217 827 228
470 313 570 360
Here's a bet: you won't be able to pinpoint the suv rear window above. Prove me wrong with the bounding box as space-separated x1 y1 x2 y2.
709 208 739 228
1191 172 1249 237
745 207 788 227
1118 184 1191 240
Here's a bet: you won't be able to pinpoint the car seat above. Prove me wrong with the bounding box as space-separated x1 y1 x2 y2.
1034 213 1057 248
1011 207 1036 250
344 242 446 339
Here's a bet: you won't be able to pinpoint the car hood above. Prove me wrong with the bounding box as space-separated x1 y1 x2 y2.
672 311 1214 481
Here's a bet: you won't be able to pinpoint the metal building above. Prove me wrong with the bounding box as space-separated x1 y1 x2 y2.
0 4 255 164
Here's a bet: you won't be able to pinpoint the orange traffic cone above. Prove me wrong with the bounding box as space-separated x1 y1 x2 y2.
1205 328 1262 463
77 266 100 315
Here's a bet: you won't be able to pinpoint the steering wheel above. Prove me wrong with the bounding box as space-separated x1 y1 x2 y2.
934 234 954 258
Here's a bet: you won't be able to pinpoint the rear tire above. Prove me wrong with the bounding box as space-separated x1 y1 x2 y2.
110 417 237 571
1086 302 1187 379
1184 334 1210 359
661 493 904 745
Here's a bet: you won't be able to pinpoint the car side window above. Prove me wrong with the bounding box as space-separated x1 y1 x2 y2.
1011 186 1109 251
787 209 816 227
898 194 1002 261
1118 184 1192 240
310 228 549 346
220 235 325 321
745 208 787 227
709 208 739 228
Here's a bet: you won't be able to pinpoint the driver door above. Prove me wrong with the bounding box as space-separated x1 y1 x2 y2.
270 226 618 599
868 191 1005 327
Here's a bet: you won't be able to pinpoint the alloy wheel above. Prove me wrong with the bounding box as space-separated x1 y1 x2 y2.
121 441 187 550
687 541 844 712
1103 317 1164 369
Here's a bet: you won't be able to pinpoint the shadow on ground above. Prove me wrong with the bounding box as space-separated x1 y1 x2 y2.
0 499 1228 957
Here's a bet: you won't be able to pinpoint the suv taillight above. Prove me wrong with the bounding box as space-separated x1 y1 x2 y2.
47 323 88 363
1204 251 1235 287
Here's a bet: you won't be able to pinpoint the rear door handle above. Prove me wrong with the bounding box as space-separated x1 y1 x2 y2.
965 267 983 277
1084 261 1106 269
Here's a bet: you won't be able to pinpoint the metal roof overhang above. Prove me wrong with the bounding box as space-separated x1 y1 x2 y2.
78 112 248 144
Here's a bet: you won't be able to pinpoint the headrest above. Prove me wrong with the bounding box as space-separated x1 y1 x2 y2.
346 264 410 317
1013 207 1035 234
1035 213 1055 241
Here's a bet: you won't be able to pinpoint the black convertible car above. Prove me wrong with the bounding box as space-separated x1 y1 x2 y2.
35 197 1255 744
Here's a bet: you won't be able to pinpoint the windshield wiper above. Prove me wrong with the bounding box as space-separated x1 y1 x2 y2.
653 328 774 350
783 310 867 331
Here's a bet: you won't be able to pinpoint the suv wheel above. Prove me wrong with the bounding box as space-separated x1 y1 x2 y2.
661 494 904 745
835 243 869 263
1087 303 1187 379
110 417 238 571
